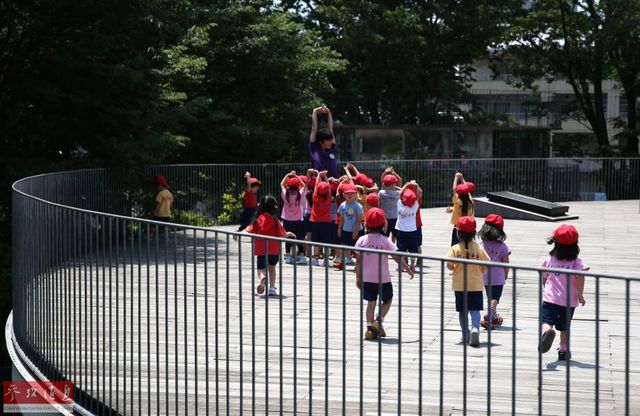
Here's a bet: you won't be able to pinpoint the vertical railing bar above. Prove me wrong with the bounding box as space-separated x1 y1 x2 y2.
463 263 468 416
419 260 423 415
595 276 600 416
565 272 571 416
342 252 346 416
154 224 160 415
184 228 189 416
193 229 198 416
538 270 543 416
625 279 630 416
397 254 402 416
203 229 210 415
174 227 179 415
251 239 256 415
512 268 517 416
146 223 151 416
215 231 220 415
439 260 445 416
238 235 244 414
325 251 329 416
165 225 169 416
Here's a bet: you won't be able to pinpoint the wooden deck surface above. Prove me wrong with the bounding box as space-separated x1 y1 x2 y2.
34 200 640 415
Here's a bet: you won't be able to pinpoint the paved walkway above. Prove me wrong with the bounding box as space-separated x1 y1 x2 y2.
35 200 640 415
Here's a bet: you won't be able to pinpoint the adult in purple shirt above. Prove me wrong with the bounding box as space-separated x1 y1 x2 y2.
309 106 338 178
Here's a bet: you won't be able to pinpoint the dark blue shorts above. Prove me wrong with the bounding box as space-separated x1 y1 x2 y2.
455 291 483 312
256 255 279 269
384 218 398 237
362 282 393 303
332 222 339 244
239 207 256 229
303 213 312 234
396 229 420 253
340 230 357 247
541 301 575 331
485 285 504 302
311 221 335 245
283 219 305 240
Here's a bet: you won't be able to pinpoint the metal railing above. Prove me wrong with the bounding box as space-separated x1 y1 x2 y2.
9 161 640 415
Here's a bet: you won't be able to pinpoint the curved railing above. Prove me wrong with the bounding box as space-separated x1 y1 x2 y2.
9 159 640 415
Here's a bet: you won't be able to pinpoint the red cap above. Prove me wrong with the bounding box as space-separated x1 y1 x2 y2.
316 181 330 195
154 175 168 187
406 183 418 192
365 208 386 228
307 176 317 189
382 174 398 186
366 193 380 207
249 177 261 185
329 181 338 195
341 184 357 194
455 183 471 195
298 175 308 184
485 214 504 229
552 224 579 245
466 182 476 193
354 173 374 188
286 178 301 189
402 189 417 206
455 216 477 233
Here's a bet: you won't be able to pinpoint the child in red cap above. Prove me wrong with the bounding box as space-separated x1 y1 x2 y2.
449 172 475 246
236 171 261 236
344 163 379 217
395 181 421 271
280 171 307 265
478 214 511 329
153 175 174 222
446 216 490 347
335 183 364 269
355 208 413 340
538 224 589 360
246 195 296 296
309 171 334 266
378 167 402 243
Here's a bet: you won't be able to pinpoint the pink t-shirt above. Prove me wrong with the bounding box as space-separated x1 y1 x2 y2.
482 241 511 285
541 256 590 307
355 233 397 284
281 188 303 221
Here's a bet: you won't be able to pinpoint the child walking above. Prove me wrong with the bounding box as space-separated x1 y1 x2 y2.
335 184 364 269
246 195 296 296
446 216 490 347
478 214 511 329
449 172 475 246
280 171 307 265
538 224 589 360
236 171 261 236
355 208 413 340
395 182 421 270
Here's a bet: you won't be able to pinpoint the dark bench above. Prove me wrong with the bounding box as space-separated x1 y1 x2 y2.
486 191 569 217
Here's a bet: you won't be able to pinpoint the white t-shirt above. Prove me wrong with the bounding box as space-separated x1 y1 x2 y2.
394 201 418 232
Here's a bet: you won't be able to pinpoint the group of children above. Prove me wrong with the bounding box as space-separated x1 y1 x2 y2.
238 168 588 359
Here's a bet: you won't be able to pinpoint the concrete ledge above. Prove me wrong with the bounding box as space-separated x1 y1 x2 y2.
474 197 579 222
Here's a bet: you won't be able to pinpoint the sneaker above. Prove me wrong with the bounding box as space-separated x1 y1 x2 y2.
365 329 377 340
296 255 308 265
480 314 490 329
470 328 480 347
311 257 320 266
492 315 503 326
345 257 355 266
285 255 294 265
557 349 571 361
232 234 239 242
256 277 266 295
538 329 556 353
372 320 386 338
268 286 278 296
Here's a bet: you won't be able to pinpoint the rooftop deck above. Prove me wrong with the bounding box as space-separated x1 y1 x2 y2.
21 200 640 415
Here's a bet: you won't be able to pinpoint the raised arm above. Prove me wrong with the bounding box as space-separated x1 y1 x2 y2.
310 106 331 143
245 171 252 191
281 171 294 188
326 106 333 135
452 172 464 194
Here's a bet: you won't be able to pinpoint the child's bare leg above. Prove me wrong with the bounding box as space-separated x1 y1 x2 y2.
366 301 377 324
541 323 553 333
491 300 499 310
268 265 277 287
379 299 393 320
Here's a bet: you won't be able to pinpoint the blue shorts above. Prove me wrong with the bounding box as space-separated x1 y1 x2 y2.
396 229 420 253
303 213 312 234
340 230 357 247
485 285 504 302
239 207 256 229
455 291 483 312
311 221 335 245
362 282 393 303
257 255 279 269
541 301 575 331
384 218 398 238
